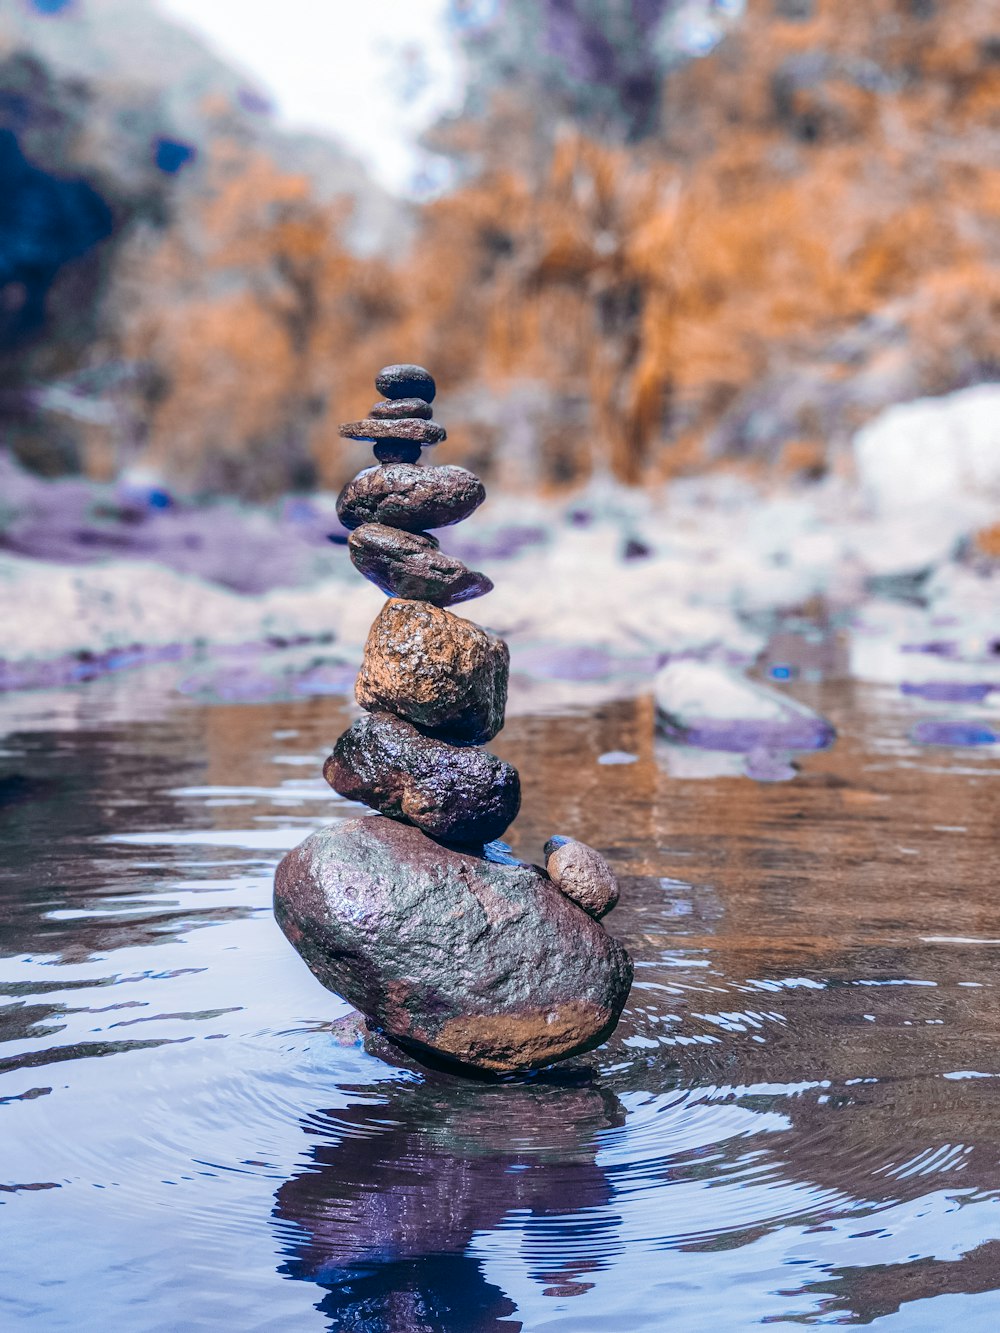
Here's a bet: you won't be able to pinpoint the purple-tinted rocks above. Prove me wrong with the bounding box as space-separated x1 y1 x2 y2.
654 661 836 753
324 711 520 845
543 836 620 918
356 599 509 744
272 815 633 1072
911 719 999 747
375 363 436 403
901 682 995 704
369 397 433 420
337 463 486 533
338 418 446 445
348 524 493 606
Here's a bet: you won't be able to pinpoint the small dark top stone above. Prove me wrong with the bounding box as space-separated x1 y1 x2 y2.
349 523 493 607
337 463 486 532
375 363 436 403
339 418 446 445
369 398 433 420
373 442 423 465
325 711 520 846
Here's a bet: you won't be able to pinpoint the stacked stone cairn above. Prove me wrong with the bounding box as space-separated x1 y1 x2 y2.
274 364 633 1073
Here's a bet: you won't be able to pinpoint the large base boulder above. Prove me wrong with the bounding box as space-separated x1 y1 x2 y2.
273 816 633 1072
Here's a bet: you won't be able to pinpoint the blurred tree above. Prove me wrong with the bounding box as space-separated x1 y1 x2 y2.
447 0 742 143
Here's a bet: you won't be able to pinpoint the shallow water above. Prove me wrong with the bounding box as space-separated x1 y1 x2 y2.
2 673 1000 1331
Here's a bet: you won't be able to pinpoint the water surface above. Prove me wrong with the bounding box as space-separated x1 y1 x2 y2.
2 674 999 1330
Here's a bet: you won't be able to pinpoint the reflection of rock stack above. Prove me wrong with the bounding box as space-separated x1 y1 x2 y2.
274 364 633 1073
274 1077 625 1326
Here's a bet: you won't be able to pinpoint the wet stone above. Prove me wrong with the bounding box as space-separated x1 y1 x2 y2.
337 463 486 533
339 418 446 445
356 598 508 744
273 815 633 1072
349 524 493 607
375 363 436 403
544 837 620 919
369 397 433 420
324 711 520 845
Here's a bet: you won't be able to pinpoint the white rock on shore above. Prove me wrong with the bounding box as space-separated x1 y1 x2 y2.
853 384 1000 516
0 553 382 664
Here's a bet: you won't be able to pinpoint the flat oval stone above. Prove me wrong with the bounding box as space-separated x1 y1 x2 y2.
273 816 633 1072
337 464 486 533
324 711 520 845
348 524 493 607
339 418 446 445
369 398 433 420
543 837 620 918
356 599 508 744
375 363 436 403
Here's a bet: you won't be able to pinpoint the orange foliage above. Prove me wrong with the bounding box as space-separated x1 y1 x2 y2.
100 0 1000 495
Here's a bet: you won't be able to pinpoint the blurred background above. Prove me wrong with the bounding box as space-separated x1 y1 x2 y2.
1 0 998 697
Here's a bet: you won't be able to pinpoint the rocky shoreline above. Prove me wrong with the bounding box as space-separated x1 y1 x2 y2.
1 388 998 748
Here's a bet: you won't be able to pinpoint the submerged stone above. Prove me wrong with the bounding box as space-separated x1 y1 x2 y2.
375 363 436 402
348 523 493 606
654 660 836 753
356 599 509 744
337 463 486 532
325 711 520 845
273 816 633 1072
543 836 619 918
369 397 434 420
339 418 446 445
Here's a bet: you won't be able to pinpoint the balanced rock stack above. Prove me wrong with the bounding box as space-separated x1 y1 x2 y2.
274 365 633 1073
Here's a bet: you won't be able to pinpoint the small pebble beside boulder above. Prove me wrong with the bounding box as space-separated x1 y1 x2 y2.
544 836 620 918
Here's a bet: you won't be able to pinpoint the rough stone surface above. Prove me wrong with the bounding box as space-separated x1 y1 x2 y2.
337 464 486 532
324 711 520 844
375 363 436 403
348 523 493 606
273 816 633 1071
339 418 446 445
356 599 509 744
369 398 433 420
372 442 423 464
543 836 620 918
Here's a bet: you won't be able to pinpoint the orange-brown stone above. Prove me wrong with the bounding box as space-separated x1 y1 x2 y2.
355 599 509 744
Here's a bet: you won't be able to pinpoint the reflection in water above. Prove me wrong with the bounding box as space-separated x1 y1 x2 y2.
274 1072 624 1331
1 673 1000 1326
